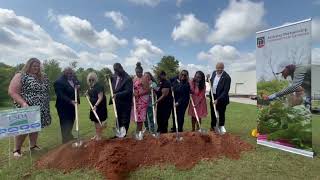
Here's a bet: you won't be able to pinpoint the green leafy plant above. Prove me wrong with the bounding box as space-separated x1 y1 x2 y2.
257 101 312 150
257 79 289 97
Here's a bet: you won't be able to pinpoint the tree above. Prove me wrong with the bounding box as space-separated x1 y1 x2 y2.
98 67 112 93
69 61 78 70
0 64 15 106
43 60 62 100
15 63 25 73
153 56 180 79
76 68 90 95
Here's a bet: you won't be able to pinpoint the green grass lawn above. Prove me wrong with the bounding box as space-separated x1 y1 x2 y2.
0 98 319 180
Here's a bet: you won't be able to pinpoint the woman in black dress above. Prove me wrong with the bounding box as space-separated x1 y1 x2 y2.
155 71 173 133
87 72 107 141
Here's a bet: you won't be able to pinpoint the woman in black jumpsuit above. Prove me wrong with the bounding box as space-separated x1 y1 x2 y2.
155 71 173 133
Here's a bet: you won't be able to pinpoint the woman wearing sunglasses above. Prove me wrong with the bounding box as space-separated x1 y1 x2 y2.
86 72 108 141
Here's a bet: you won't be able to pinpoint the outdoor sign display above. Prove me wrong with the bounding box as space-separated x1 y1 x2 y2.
0 106 41 139
256 19 314 157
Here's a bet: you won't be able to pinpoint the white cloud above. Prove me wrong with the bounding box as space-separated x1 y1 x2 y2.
47 9 57 22
198 44 255 72
128 0 161 7
207 0 266 44
228 52 256 72
125 37 163 72
0 8 119 70
0 8 51 41
176 0 184 7
56 15 127 51
179 63 211 77
313 18 320 43
172 14 209 43
0 8 79 65
313 48 320 65
105 11 127 30
77 51 119 69
198 45 240 61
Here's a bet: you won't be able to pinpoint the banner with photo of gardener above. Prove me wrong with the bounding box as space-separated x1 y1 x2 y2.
256 19 313 157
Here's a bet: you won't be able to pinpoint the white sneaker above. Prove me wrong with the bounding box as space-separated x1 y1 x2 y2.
214 127 221 134
13 150 22 158
219 126 226 134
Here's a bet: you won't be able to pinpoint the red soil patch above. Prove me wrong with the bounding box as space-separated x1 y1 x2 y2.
36 132 252 180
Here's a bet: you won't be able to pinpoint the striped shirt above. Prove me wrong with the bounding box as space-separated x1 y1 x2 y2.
270 65 311 100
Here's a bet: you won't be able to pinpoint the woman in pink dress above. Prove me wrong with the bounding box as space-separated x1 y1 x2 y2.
131 62 150 132
188 71 208 131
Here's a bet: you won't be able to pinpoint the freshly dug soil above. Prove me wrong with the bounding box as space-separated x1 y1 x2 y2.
36 132 252 180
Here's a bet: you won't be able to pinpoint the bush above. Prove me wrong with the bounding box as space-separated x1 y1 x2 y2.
257 101 312 150
257 79 289 97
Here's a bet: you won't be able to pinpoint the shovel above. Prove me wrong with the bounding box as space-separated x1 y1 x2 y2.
189 94 207 134
171 88 183 141
85 94 103 127
108 78 126 138
210 82 222 135
132 86 143 141
72 87 84 148
151 89 160 138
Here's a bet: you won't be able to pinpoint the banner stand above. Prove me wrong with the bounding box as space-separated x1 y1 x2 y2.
28 139 33 165
8 137 11 167
257 140 314 158
7 136 34 167
256 19 314 157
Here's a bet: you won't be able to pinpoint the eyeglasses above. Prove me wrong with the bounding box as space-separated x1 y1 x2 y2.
181 74 188 77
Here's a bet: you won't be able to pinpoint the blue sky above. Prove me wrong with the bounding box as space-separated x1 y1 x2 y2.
0 0 319 74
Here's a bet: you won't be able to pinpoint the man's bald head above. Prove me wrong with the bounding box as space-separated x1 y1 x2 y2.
216 62 224 75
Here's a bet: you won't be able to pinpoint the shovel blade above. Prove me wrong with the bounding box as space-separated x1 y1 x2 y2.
114 126 126 138
175 132 183 141
134 131 144 141
198 128 208 134
176 136 183 141
72 140 84 148
152 132 160 138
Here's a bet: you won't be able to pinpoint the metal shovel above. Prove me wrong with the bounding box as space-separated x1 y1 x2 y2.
189 94 207 134
85 94 103 127
132 86 143 140
210 82 222 135
151 89 160 138
72 87 84 148
108 78 126 138
171 88 183 141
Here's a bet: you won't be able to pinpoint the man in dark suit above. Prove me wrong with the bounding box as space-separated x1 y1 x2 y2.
110 63 133 133
208 62 231 134
54 67 80 143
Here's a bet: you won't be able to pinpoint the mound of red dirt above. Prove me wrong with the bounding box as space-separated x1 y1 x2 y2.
36 132 252 180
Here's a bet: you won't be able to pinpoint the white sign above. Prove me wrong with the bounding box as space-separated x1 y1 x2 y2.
256 19 311 81
0 106 41 139
256 19 313 157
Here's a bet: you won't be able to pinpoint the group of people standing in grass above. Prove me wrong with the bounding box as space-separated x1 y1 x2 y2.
7 57 232 157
